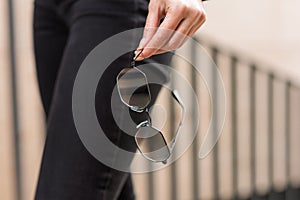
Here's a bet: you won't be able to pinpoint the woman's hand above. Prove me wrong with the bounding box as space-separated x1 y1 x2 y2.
135 0 206 61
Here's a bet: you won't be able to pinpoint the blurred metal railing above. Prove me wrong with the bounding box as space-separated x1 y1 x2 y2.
6 0 300 197
142 37 300 200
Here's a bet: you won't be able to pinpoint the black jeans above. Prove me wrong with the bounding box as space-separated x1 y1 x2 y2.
33 0 172 199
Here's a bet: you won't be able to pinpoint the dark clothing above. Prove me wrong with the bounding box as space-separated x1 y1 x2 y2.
33 0 172 199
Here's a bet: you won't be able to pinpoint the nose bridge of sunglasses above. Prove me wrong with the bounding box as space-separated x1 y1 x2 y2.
136 120 150 129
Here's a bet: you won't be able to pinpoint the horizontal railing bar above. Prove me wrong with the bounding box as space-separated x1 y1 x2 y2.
193 36 300 89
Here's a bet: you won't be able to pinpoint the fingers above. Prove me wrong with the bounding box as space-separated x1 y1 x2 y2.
135 0 206 60
135 7 184 61
146 7 206 56
135 3 164 55
154 19 193 55
186 7 206 37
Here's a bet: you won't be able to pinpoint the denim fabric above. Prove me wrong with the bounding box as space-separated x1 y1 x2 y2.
33 0 172 199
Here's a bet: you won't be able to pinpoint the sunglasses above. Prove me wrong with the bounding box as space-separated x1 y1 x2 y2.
116 49 185 164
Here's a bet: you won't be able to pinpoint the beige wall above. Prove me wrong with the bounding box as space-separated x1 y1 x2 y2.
200 0 300 84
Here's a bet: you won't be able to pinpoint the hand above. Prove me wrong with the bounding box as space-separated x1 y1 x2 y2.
135 0 206 61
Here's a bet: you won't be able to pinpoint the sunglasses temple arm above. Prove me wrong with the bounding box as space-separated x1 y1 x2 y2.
171 90 186 126
169 122 182 153
169 90 186 153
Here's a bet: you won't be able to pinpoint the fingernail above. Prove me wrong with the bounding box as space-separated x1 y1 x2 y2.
134 50 139 57
135 56 144 61
133 50 140 60
134 48 144 60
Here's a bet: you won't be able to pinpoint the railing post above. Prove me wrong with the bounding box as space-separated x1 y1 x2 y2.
191 38 199 200
250 65 257 197
147 168 155 200
211 47 220 199
267 74 274 193
7 0 22 199
230 56 238 199
285 82 291 191
170 63 177 200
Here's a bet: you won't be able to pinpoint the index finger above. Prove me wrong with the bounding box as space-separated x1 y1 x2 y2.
136 12 184 60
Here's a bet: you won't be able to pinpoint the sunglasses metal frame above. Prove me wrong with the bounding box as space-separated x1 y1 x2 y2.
116 49 186 163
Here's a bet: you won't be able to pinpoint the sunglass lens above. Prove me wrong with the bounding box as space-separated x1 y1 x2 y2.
117 68 151 109
135 126 170 162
